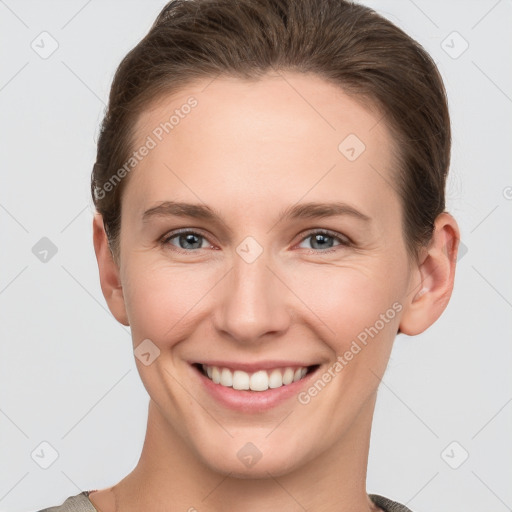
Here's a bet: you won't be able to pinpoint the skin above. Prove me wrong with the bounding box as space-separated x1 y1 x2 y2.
91 72 459 512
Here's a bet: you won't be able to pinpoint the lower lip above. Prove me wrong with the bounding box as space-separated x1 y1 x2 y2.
192 365 319 413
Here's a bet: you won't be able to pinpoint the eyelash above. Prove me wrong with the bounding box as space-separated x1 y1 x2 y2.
160 228 351 255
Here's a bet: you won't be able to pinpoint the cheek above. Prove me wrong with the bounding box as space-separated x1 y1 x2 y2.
122 258 217 346
122 248 408 357
284 261 405 352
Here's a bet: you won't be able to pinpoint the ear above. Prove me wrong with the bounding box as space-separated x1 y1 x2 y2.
399 212 460 336
92 213 130 326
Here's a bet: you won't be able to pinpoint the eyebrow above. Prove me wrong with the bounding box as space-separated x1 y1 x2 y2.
142 200 372 225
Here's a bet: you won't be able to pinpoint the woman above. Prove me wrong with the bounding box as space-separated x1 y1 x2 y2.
38 0 459 510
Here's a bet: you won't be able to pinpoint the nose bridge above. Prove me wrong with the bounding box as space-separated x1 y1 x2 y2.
214 244 290 343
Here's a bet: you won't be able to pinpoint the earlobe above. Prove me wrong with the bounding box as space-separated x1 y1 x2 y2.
399 212 460 336
92 213 130 326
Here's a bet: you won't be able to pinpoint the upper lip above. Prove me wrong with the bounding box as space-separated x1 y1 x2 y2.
192 360 318 372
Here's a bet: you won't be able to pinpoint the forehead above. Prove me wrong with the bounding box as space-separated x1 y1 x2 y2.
125 72 400 223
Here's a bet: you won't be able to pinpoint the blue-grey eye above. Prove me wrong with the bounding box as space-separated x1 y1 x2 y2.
298 230 346 251
166 232 207 250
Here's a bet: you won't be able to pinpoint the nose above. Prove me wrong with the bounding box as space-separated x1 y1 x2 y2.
212 249 292 344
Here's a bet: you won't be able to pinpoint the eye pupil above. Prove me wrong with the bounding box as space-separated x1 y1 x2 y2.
311 233 334 250
180 233 202 249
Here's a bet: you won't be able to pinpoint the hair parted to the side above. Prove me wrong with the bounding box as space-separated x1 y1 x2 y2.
91 0 451 263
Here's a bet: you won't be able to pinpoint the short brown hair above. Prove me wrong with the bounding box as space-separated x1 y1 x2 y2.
91 0 451 262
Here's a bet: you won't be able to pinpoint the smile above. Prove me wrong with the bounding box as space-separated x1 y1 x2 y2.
191 361 321 412
199 364 316 392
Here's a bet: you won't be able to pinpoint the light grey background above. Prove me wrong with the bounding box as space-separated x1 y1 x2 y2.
1 1 511 511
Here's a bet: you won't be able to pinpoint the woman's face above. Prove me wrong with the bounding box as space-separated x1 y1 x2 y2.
113 72 417 476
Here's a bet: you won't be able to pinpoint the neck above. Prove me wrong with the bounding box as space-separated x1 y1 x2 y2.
113 395 379 512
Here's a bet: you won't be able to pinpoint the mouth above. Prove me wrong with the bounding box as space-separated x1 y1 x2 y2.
190 361 322 412
192 363 320 392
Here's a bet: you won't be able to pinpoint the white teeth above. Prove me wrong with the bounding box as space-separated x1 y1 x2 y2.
282 368 294 385
232 370 250 390
268 369 283 388
201 364 310 392
249 370 268 391
220 368 233 387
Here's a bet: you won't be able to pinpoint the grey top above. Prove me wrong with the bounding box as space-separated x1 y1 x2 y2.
36 490 414 511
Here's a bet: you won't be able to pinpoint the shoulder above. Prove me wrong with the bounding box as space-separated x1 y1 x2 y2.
369 493 414 512
35 490 411 512
35 491 97 512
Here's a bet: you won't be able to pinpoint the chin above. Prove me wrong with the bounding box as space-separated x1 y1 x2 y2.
196 440 311 479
